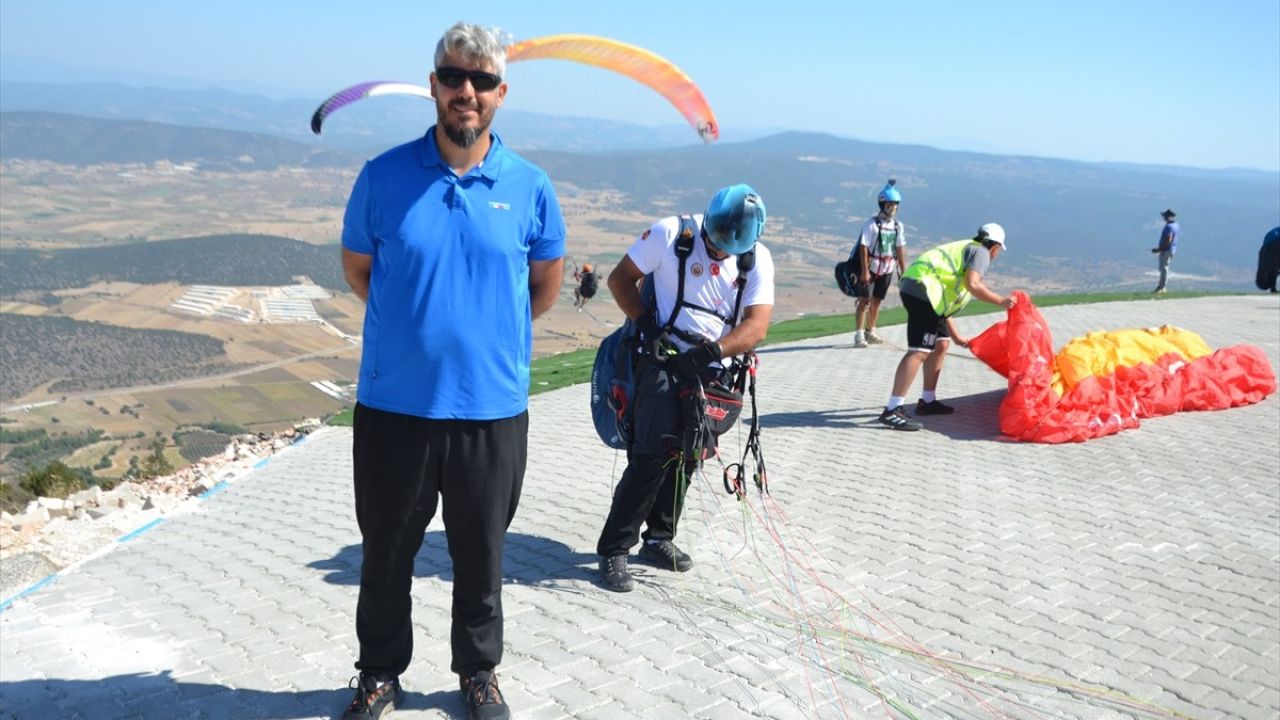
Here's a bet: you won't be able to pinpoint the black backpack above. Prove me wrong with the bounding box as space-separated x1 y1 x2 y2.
590 215 754 449
833 258 859 297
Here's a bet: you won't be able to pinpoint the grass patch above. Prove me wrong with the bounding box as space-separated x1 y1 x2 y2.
324 289 1239 427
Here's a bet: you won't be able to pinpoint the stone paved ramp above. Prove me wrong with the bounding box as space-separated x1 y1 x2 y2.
1 296 1277 720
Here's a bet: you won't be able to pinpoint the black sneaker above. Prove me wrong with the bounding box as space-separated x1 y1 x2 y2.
342 673 404 720
461 670 510 720
599 554 635 592
638 540 693 572
915 399 955 416
878 407 922 431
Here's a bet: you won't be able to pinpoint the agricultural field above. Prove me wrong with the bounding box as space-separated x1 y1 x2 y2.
0 160 355 249
0 159 1061 486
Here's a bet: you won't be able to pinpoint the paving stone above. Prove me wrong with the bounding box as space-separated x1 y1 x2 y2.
0 297 1276 719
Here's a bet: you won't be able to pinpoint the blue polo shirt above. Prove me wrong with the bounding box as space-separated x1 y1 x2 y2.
342 129 565 420
1160 222 1179 253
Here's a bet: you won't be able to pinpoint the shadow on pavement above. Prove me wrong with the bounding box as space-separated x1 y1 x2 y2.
754 389 1008 441
756 343 844 355
308 531 598 588
753 408 877 428
905 389 1009 441
0 672 466 720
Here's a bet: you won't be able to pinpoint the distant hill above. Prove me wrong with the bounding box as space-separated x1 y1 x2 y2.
1 110 1276 291
0 235 346 296
0 111 357 169
522 132 1280 289
0 80 728 154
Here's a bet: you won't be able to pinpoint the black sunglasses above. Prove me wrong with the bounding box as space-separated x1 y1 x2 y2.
435 66 502 92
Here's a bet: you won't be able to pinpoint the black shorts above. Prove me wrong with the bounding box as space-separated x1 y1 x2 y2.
902 292 950 351
853 274 893 300
579 283 597 299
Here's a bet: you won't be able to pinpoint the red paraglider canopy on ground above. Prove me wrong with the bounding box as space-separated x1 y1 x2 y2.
967 291 1276 443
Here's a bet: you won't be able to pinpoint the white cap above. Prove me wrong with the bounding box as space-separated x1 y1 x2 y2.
978 223 1006 247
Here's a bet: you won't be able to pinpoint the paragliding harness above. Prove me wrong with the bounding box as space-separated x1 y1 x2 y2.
834 217 903 297
590 215 761 478
1257 228 1280 293
579 270 598 298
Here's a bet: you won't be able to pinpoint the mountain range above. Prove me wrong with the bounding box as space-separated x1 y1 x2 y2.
2 80 1278 291
0 80 732 154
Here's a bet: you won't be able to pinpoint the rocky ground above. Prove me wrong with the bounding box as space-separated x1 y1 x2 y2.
0 426 314 602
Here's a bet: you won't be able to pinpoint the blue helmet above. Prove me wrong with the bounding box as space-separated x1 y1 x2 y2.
703 184 766 255
877 178 901 204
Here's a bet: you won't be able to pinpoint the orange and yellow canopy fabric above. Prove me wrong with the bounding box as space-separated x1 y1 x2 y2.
968 291 1276 443
505 34 718 143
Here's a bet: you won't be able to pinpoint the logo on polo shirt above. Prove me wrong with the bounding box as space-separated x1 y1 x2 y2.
691 263 704 277
710 264 721 277
488 201 511 210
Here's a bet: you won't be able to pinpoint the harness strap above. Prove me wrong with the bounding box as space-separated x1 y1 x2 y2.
662 214 755 333
865 216 903 279
662 215 695 325
722 353 767 500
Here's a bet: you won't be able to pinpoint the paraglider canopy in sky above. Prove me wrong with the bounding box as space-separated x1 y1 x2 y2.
310 33 718 143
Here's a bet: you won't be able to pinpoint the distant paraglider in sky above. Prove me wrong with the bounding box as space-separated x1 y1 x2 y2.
309 81 434 135
310 33 718 143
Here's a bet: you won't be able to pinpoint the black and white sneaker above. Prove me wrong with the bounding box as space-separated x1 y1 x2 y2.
342 673 404 719
878 407 922 431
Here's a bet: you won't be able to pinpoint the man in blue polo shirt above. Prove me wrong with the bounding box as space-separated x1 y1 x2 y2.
338 21 564 720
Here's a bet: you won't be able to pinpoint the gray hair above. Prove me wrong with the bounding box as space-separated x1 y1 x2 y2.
434 22 512 78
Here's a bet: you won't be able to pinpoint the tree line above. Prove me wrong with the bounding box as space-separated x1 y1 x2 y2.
0 313 230 400
0 234 346 297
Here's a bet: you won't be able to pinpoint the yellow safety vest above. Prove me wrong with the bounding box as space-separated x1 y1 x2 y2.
902 240 978 316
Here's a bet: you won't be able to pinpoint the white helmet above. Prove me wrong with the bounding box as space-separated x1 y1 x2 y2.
977 223 1006 248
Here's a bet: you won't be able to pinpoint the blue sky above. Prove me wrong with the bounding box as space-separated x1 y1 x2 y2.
2 0 1278 171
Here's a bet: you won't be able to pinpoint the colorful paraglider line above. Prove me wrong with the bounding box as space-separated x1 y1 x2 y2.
310 34 718 143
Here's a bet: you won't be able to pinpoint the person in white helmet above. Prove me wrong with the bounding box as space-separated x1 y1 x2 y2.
851 179 908 348
877 224 1019 431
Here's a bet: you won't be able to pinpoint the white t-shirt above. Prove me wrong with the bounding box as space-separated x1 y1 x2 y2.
627 214 775 352
858 215 906 277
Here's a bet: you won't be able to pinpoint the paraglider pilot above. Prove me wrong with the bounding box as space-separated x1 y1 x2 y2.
596 185 775 593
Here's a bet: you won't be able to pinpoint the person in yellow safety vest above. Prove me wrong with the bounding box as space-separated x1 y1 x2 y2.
877 223 1019 431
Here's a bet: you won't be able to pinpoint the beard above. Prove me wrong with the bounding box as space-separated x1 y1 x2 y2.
438 99 493 149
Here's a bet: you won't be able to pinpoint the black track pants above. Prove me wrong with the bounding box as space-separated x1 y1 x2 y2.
351 403 528 677
596 451 693 557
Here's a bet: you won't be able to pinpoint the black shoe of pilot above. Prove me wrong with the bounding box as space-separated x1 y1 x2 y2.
460 670 510 720
638 540 693 572
600 554 635 592
342 672 404 720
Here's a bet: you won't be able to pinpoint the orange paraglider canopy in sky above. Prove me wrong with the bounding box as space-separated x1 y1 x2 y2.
312 34 718 143
505 34 717 143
